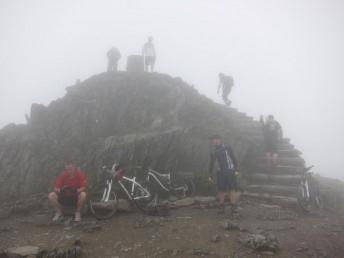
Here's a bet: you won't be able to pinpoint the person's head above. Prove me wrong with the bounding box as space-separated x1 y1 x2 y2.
267 115 274 121
218 73 224 78
148 36 153 42
64 160 76 174
210 134 222 146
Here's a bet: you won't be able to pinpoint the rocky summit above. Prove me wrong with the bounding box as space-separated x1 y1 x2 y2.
0 72 263 202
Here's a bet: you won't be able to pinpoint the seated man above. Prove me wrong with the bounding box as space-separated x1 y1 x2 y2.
48 160 87 222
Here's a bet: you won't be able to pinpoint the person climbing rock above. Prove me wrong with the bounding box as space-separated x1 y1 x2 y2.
142 36 156 72
208 134 240 215
218 73 234 106
260 115 282 167
107 47 121 72
48 160 87 222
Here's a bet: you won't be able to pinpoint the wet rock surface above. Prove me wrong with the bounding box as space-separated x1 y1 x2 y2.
0 72 258 203
240 230 279 253
1 199 344 258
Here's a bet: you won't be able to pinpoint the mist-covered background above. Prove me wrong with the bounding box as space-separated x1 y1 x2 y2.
1 0 343 179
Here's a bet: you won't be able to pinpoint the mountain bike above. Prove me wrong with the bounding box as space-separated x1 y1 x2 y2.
89 163 156 220
133 166 196 200
297 165 322 213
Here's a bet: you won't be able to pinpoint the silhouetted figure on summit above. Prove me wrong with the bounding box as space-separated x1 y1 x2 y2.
107 47 121 72
218 73 234 106
142 36 156 72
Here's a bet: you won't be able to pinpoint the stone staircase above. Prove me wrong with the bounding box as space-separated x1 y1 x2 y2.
243 138 305 206
218 106 305 207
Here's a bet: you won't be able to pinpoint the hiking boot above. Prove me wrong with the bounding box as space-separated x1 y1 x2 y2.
52 212 63 222
74 212 81 222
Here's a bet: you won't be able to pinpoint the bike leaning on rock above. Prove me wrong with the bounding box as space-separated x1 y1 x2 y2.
297 165 322 213
88 163 156 219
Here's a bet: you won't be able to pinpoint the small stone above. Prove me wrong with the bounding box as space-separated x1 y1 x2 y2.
222 221 240 231
6 246 40 257
83 224 102 233
173 197 195 207
194 196 216 204
211 234 221 243
191 248 210 256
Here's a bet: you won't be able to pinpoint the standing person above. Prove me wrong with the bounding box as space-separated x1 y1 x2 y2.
48 160 87 222
142 36 156 72
107 47 121 72
261 115 282 167
218 73 234 106
208 135 240 215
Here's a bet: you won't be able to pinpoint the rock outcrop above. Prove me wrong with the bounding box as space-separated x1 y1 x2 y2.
0 72 262 202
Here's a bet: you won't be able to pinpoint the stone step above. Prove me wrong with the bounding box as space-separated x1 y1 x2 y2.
245 173 302 186
278 149 302 157
279 143 295 149
256 164 304 174
245 184 298 197
257 157 305 167
242 191 298 207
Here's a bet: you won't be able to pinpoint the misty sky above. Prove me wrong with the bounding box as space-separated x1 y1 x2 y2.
1 0 343 179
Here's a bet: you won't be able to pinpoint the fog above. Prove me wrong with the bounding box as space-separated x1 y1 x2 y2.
1 0 343 180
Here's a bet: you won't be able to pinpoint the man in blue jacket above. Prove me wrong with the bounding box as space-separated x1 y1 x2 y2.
209 134 239 214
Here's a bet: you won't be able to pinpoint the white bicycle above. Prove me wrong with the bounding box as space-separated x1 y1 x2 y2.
297 165 322 213
89 163 156 220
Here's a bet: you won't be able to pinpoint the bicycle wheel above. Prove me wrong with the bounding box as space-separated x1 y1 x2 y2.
89 183 118 219
184 178 196 197
297 183 312 213
132 182 157 212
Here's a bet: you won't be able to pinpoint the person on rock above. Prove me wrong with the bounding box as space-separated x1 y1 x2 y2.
218 73 234 106
107 47 121 72
260 115 282 167
142 36 156 72
48 160 87 222
208 134 240 215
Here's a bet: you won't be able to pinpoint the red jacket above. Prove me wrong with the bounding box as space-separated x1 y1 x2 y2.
55 168 87 192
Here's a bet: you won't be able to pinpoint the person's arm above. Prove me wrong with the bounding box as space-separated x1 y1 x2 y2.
276 122 283 140
217 80 222 94
54 173 64 193
227 145 238 170
77 171 87 193
152 44 156 57
209 152 215 175
142 45 145 56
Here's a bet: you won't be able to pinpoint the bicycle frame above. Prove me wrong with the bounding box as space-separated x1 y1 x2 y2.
100 172 151 202
146 169 171 192
118 176 151 201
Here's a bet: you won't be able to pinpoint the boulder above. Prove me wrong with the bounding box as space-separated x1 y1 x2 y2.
6 246 39 258
173 197 195 207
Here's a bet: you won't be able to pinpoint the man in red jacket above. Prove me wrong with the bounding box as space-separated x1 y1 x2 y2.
48 160 87 222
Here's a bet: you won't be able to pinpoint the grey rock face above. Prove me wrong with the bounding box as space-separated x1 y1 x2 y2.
0 72 260 203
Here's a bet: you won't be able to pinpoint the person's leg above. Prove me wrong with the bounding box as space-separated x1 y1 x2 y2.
272 152 278 166
217 192 225 214
75 192 86 221
216 171 226 214
114 62 118 72
151 57 155 72
144 57 148 72
107 61 112 72
48 192 63 220
265 152 272 167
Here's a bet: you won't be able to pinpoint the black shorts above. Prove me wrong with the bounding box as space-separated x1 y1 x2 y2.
58 193 78 207
145 56 156 66
216 170 237 192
